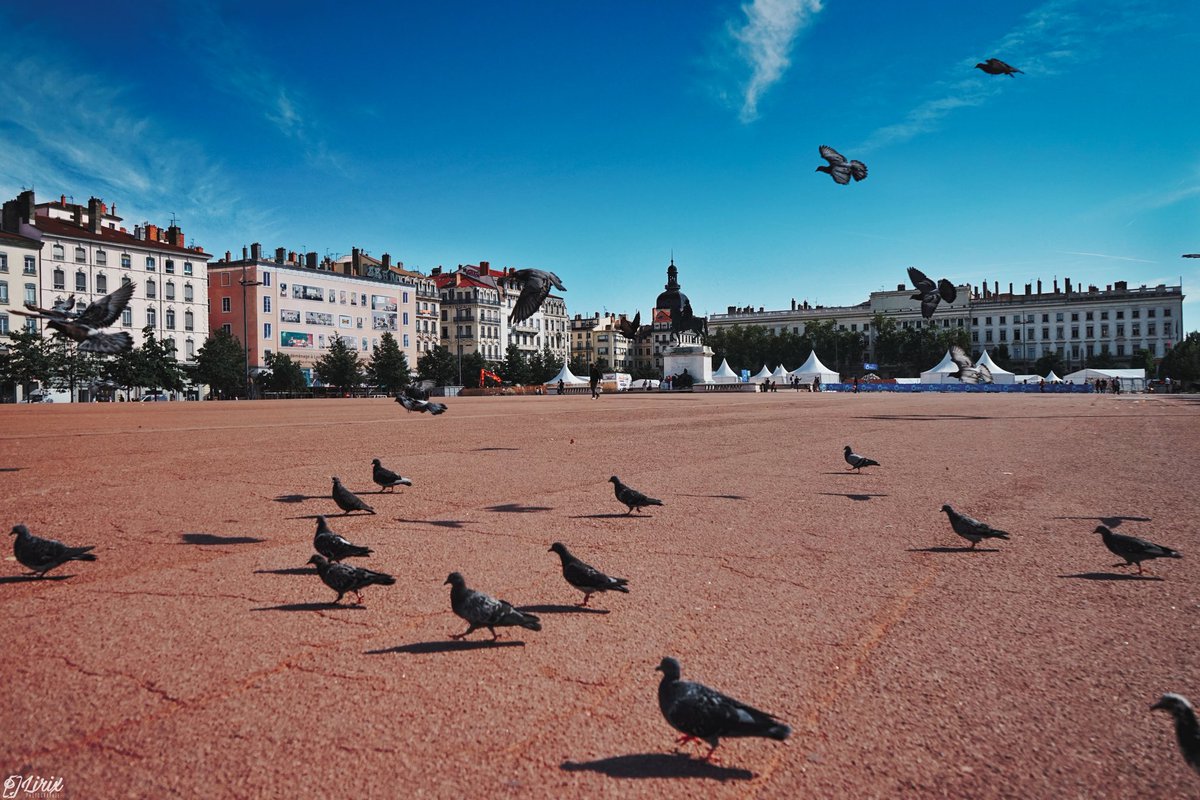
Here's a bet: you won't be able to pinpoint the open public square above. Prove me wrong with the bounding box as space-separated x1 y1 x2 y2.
2 391 1198 798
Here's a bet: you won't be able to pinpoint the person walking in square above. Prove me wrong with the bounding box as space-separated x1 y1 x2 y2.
589 362 602 399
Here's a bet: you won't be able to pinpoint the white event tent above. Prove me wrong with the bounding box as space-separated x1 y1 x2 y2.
1044 370 1063 382
711 359 741 384
770 364 791 381
1062 368 1146 391
750 365 773 383
790 351 840 384
920 351 959 384
975 350 1016 384
546 362 587 390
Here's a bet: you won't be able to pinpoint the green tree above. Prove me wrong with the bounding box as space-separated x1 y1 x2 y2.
568 355 590 377
4 327 56 392
1160 332 1199 385
500 344 530 385
314 335 363 394
1131 347 1158 375
460 351 487 388
263 352 307 393
417 345 457 386
103 346 149 398
1086 348 1117 369
45 338 102 401
1034 351 1064 377
139 327 186 393
193 328 246 399
367 331 412 393
990 343 1016 372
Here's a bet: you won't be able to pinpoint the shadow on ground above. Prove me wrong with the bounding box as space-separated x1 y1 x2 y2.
486 503 553 513
675 493 747 501
273 494 322 504
1059 572 1164 582
1054 515 1152 529
366 640 525 654
396 518 472 529
560 753 753 781
907 546 1000 553
817 492 888 501
181 533 266 545
517 604 610 615
0 574 73 584
253 567 317 576
570 513 651 520
252 602 368 611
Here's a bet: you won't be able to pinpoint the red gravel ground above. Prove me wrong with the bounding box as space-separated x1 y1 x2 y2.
2 392 1198 798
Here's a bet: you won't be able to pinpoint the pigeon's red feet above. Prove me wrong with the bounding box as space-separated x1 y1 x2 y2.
675 734 700 746
701 746 721 764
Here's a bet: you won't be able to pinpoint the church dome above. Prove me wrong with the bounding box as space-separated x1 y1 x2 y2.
655 259 689 313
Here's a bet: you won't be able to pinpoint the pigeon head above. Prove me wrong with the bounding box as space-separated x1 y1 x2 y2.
314 516 331 532
548 272 566 291
974 62 987 71
1152 693 1194 717
371 458 381 467
444 572 465 587
307 554 328 567
844 445 853 453
1094 525 1113 536
549 542 569 557
608 476 620 484
655 657 682 680
10 524 29 537
331 476 341 484
940 504 953 514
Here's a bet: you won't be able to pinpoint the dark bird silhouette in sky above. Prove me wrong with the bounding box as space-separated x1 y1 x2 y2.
816 145 868 185
975 58 1023 77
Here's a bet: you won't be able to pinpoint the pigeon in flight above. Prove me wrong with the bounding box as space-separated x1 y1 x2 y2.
609 476 664 515
13 282 134 353
941 505 1010 549
394 393 447 415
548 542 629 607
975 58 1023 77
1151 693 1200 775
816 145 868 185
949 345 993 384
656 657 791 762
312 516 372 562
444 572 541 640
10 524 97 577
1095 525 1181 575
371 458 413 492
503 268 566 326
1183 254 1200 258
23 294 78 318
616 312 642 340
843 445 879 473
331 476 375 515
907 267 957 318
307 554 394 605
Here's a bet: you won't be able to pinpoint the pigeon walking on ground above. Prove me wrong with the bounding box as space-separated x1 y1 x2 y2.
371 458 413 492
949 345 993 384
941 505 1010 549
975 58 1023 77
9 524 96 577
816 145 868 185
12 282 134 353
1151 693 1200 775
1095 525 1181 575
307 554 394 605
548 542 629 607
394 393 447 415
907 266 957 318
312 516 372 562
656 657 791 763
502 268 567 326
331 476 375 515
609 476 664 515
444 572 541 640
843 445 879 473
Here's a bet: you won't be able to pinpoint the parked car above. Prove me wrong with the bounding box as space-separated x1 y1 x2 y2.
25 393 51 403
140 393 168 402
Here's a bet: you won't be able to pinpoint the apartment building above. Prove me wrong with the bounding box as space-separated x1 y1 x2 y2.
569 312 635 371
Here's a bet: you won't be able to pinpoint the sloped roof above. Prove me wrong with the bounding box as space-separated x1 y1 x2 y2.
751 365 772 380
975 349 1015 375
712 358 739 378
546 362 587 384
922 350 958 374
791 350 839 377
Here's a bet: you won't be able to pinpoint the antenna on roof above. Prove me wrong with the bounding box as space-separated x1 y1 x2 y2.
169 212 179 226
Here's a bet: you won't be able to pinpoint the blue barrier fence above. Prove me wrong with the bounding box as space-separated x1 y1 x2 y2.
822 383 1091 393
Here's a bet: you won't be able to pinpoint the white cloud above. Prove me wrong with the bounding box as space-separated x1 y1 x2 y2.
723 0 823 123
1056 251 1157 264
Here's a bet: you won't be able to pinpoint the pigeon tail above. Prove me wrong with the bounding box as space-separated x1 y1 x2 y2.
78 330 134 353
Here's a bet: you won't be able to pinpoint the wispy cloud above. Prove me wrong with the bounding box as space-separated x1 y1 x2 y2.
1057 251 1157 264
857 0 1164 152
716 0 824 123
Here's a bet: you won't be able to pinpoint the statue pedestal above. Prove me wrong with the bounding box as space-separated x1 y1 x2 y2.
663 345 714 385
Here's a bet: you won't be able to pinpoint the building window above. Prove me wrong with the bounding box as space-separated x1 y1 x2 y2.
146 307 156 327
0 254 6 272
1071 327 1079 339
999 330 1006 342
1100 325 1108 337
1164 308 1172 317
403 312 409 326
261 272 271 287
361 338 368 351
318 335 325 348
166 309 175 329
96 250 106 266
1085 311 1093 321
1148 324 1157 335
75 271 86 292
53 268 65 289
1100 311 1108 320
221 297 231 313
222 323 232 335
184 262 193 276
1116 324 1124 336
96 273 107 294
220 273 231 287
75 247 86 263
23 256 35 275
122 308 132 326
146 279 157 299
186 338 195 358
0 314 7 334
264 322 272 339
185 311 194 330
1132 309 1140 319
1133 324 1141 336
183 283 194 302
1148 309 1156 318
52 244 64 260
403 334 410 347
121 253 131 269
263 296 271 313
1116 344 1125 356
1042 327 1049 339
146 256 156 270
165 259 175 274
165 281 175 300
1085 326 1093 338
0 282 7 304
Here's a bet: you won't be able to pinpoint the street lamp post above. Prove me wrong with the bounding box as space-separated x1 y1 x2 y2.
240 263 263 399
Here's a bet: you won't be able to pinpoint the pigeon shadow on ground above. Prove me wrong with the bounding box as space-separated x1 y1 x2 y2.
675 493 747 501
560 753 753 781
517 604 610 615
570 513 651 520
473 447 520 451
252 602 368 612
817 492 888 502
0 574 74 584
180 533 267 545
852 414 992 422
486 503 554 513
272 494 322 504
0 467 23 472
906 546 1001 553
395 518 472 529
1059 572 1164 582
366 640 526 655
252 567 317 576
1053 515 1152 529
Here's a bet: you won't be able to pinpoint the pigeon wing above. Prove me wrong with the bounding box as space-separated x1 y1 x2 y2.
563 558 617 591
950 345 973 370
819 145 847 166
977 364 994 384
509 272 552 325
849 160 868 181
937 278 957 304
76 282 134 328
907 267 935 294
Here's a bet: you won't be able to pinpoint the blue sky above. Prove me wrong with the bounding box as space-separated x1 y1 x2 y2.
1 1 1197 326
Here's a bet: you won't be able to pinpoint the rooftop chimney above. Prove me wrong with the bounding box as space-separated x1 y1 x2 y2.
382 253 391 269
242 246 249 260
251 242 262 261
352 247 362 275
306 252 318 270
275 247 286 264
1037 279 1042 294
225 251 232 263
288 251 297 264
1064 277 1072 294
167 224 184 247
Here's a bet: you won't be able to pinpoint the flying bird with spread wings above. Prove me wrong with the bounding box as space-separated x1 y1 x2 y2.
13 282 135 353
975 58 1023 77
502 269 566 326
907 267 957 318
816 145 868 185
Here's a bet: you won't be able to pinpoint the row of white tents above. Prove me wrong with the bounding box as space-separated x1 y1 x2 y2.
546 348 1144 388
